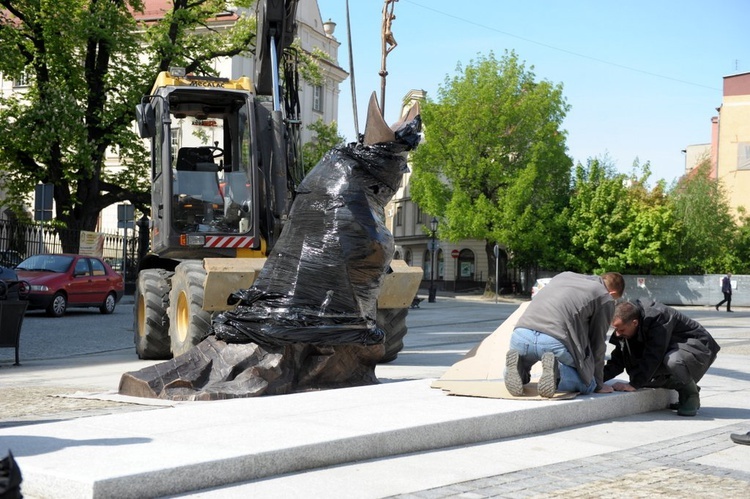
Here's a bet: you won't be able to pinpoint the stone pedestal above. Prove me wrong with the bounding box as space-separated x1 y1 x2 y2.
119 336 384 401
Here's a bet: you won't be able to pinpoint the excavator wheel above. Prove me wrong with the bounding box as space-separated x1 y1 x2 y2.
168 261 212 357
134 269 173 359
377 307 409 363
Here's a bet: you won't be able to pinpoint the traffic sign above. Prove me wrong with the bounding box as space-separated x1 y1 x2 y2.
451 249 459 258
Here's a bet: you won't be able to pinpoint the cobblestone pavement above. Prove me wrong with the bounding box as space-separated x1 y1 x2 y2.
391 423 750 498
0 386 149 428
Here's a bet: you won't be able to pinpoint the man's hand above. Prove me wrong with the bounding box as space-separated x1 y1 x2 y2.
612 382 636 392
596 384 614 393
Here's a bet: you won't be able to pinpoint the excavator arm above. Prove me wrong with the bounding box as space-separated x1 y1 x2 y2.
252 0 302 250
254 0 300 98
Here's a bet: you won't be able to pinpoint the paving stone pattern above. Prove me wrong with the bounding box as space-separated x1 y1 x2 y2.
391 423 750 498
0 386 148 428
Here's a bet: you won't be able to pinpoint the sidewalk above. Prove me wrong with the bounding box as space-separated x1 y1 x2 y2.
1 305 748 498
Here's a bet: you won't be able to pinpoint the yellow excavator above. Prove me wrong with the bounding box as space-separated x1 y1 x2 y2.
132 1 421 363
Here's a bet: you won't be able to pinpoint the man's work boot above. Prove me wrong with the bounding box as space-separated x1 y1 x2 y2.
504 350 525 396
538 352 559 398
669 384 700 411
677 380 700 417
730 432 750 445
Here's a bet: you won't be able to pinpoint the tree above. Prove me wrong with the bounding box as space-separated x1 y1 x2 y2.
409 51 572 285
732 208 750 274
564 157 677 275
0 1 323 251
667 158 737 274
617 173 676 275
0 0 153 240
302 119 345 174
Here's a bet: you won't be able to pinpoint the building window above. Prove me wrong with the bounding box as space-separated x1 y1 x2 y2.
396 206 403 226
312 85 323 113
13 71 30 87
738 142 750 170
415 205 423 225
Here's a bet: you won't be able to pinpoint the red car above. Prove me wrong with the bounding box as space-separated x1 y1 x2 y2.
15 254 125 317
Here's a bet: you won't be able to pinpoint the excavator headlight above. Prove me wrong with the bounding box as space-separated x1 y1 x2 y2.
180 234 205 246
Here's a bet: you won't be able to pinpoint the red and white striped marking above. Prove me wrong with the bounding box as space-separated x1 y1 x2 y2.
204 236 255 248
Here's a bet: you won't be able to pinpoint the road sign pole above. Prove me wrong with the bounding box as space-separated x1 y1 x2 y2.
494 244 499 304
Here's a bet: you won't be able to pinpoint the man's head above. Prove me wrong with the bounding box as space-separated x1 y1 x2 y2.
611 301 641 339
602 272 625 300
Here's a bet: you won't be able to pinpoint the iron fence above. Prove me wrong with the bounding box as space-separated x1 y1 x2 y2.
0 220 141 284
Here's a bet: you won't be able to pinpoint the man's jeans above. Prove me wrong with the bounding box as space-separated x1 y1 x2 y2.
508 327 597 394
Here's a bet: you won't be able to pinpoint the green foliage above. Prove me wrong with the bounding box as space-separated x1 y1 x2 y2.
732 208 750 274
563 158 677 274
666 159 737 274
0 0 152 230
302 119 345 174
563 155 747 276
410 51 572 271
0 0 323 235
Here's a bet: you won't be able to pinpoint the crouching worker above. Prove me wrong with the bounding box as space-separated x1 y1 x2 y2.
504 272 625 398
605 300 720 417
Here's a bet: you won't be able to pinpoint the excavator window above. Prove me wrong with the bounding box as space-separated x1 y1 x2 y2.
175 147 218 172
167 95 254 235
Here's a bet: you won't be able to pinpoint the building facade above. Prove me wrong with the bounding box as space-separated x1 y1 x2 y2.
685 72 750 215
714 71 750 216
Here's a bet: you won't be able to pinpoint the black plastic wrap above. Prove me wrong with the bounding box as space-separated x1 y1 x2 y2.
212 114 421 347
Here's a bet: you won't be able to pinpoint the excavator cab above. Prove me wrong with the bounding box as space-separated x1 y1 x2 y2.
136 73 259 259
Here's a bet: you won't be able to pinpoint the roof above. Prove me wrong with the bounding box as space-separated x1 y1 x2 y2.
132 0 239 23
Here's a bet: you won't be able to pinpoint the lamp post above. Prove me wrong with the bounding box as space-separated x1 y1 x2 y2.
428 217 438 303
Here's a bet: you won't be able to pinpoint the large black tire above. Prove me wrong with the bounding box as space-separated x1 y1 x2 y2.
168 261 212 357
134 269 172 360
378 307 409 363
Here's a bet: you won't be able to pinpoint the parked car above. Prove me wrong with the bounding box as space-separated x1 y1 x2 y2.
15 254 124 317
530 277 552 299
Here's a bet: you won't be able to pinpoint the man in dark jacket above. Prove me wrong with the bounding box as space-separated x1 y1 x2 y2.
715 272 733 312
604 300 720 417
505 272 625 398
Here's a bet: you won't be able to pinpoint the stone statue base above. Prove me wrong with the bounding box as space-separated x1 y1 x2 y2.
119 336 384 401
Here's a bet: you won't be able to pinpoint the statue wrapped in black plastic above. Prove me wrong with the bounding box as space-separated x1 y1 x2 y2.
212 100 421 347
119 95 421 400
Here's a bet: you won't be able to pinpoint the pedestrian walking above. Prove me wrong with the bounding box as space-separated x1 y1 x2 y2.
715 272 733 312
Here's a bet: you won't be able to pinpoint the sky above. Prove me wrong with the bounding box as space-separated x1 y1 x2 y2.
316 0 750 186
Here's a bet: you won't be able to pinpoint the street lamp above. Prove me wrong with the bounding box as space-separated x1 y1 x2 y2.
428 217 439 303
